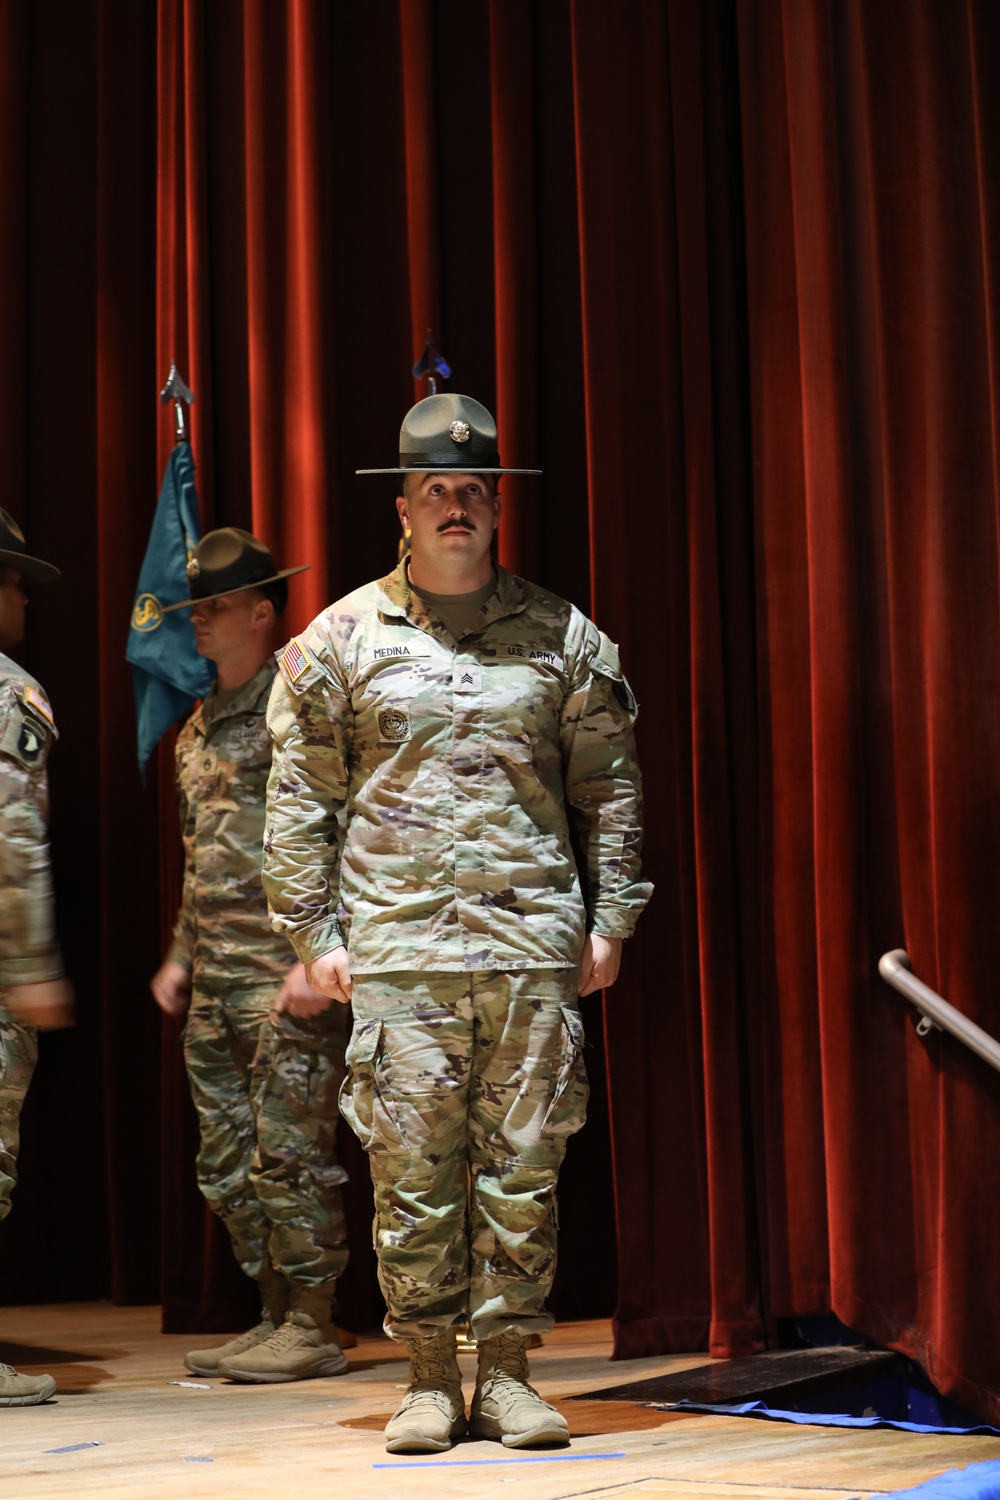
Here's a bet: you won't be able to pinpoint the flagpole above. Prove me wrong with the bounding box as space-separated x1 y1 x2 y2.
159 362 195 445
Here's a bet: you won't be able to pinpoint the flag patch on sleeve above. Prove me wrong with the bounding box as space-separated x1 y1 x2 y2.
24 686 54 727
280 638 311 685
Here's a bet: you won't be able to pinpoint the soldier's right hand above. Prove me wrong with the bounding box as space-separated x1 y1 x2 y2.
5 978 75 1031
305 946 352 1004
150 960 193 1018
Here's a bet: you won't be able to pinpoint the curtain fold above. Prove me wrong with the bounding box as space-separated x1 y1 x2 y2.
1 0 999 1419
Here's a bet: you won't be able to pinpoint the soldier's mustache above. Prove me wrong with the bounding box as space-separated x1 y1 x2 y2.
438 520 474 532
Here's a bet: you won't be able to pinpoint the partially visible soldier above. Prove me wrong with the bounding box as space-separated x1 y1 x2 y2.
0 511 73 1406
264 395 652 1451
149 529 351 1384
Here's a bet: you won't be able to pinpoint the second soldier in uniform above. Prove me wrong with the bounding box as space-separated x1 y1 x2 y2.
0 512 72 1406
150 528 351 1384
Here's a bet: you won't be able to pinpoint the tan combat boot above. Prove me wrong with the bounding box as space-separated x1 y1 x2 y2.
0 1364 56 1406
384 1330 467 1453
184 1268 289 1377
470 1330 569 1447
218 1283 348 1383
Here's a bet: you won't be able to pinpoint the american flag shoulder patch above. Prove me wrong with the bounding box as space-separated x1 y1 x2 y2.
24 685 54 727
280 637 312 685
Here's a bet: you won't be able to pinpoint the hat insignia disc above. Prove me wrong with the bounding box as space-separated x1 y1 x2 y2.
449 420 471 444
186 558 201 579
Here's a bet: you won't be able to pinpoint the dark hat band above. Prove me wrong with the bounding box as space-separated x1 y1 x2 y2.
188 554 277 600
398 448 502 470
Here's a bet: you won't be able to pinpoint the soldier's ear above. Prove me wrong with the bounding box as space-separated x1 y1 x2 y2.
253 595 276 630
395 494 409 530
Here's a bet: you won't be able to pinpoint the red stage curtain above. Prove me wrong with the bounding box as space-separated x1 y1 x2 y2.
1 0 999 1420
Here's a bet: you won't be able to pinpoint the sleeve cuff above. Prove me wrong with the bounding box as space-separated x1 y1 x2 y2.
166 941 193 971
287 916 346 965
588 910 637 941
0 954 65 986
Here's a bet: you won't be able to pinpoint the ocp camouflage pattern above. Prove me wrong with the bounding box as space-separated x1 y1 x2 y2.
183 984 349 1286
0 1009 37 1222
171 661 296 988
0 653 61 1221
264 562 652 972
0 653 61 991
342 967 588 1338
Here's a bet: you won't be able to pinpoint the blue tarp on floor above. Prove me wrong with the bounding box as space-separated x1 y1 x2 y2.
659 1399 1000 1438
882 1460 1000 1500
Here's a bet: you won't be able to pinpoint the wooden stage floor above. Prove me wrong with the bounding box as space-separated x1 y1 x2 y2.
2 1304 997 1499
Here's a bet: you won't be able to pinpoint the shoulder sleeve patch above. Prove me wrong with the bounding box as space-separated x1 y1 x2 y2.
594 631 622 680
0 691 54 771
277 636 328 694
591 632 638 722
24 685 55 731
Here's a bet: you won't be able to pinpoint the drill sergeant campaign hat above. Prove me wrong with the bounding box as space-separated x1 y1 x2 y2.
356 392 542 476
0 508 60 585
161 527 309 612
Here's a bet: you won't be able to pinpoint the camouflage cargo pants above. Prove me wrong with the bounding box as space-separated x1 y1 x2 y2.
0 1002 37 1224
183 985 349 1288
341 969 588 1341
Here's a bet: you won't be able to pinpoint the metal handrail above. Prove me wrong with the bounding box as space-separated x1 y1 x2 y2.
879 950 1000 1077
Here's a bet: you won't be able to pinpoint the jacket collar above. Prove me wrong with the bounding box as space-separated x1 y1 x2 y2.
197 658 276 730
377 559 529 639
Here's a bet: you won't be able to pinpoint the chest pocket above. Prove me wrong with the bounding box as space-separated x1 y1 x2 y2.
351 650 437 746
481 654 565 741
222 713 271 762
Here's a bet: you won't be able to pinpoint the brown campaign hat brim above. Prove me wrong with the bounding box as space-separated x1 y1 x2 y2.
161 563 310 613
356 467 541 476
0 548 60 586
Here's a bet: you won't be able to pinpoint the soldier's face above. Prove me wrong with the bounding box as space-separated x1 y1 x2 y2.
397 473 500 571
189 589 265 663
0 566 27 650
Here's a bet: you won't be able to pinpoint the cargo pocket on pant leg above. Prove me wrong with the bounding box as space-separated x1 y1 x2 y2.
339 1017 406 1154
541 1004 590 1140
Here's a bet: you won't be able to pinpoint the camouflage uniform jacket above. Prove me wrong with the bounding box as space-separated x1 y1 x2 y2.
264 562 652 974
0 653 62 989
169 660 294 991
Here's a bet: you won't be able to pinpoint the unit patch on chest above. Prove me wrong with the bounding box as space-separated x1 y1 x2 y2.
377 706 411 743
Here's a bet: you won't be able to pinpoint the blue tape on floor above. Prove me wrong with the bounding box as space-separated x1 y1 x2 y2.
44 1442 102 1454
661 1400 1000 1437
373 1451 626 1469
884 1460 1000 1500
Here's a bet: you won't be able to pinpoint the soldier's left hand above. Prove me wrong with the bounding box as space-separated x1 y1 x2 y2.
275 961 336 1018
578 934 623 996
5 978 75 1030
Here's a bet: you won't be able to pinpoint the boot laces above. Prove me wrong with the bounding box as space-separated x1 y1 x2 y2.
0 1364 16 1378
264 1320 314 1353
408 1337 459 1392
479 1333 542 1410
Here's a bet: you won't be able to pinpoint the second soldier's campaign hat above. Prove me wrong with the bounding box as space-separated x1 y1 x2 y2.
162 528 309 612
356 393 541 476
0 508 60 585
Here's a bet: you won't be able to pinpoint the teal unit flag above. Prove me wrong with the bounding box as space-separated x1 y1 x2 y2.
127 442 213 777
